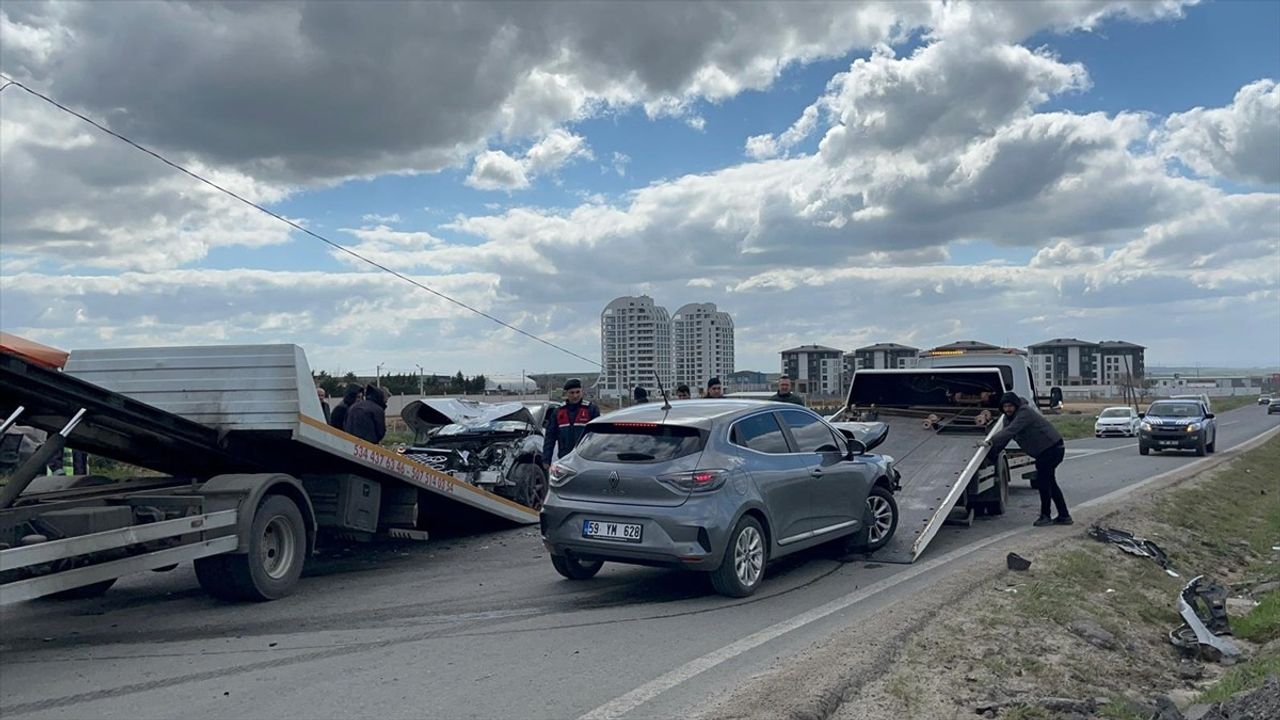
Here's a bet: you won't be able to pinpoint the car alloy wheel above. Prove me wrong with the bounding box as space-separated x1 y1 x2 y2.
733 525 764 588
867 494 896 545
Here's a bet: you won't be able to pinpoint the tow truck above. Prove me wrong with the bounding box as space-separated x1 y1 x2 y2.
829 347 1053 563
0 335 537 604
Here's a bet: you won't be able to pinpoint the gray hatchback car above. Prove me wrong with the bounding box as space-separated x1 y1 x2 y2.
540 400 900 597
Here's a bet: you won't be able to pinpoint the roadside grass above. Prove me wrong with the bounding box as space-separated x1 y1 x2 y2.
1207 394 1264 414
1047 414 1098 440
916 437 1280 717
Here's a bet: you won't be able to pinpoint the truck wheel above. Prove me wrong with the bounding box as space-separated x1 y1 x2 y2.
551 554 603 580
862 486 899 551
710 516 767 597
1195 436 1207 457
1139 442 1149 456
196 494 306 602
1207 436 1216 454
50 578 117 600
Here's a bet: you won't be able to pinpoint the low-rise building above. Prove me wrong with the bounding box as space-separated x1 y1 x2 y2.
780 345 844 397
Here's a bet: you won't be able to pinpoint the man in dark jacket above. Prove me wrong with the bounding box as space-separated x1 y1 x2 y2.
633 386 649 404
329 384 363 431
768 375 805 405
344 384 387 444
542 378 599 462
983 392 1071 527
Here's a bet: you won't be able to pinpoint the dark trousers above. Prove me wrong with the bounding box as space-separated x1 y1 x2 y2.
1034 442 1069 518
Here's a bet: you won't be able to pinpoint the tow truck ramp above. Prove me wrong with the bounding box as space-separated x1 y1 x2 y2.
834 368 1020 564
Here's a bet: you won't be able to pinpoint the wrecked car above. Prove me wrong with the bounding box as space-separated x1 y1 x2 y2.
398 399 556 510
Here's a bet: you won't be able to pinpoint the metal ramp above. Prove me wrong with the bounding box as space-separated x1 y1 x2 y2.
868 413 993 564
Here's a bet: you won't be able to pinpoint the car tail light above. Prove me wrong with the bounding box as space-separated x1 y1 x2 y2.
658 469 728 493
548 463 577 487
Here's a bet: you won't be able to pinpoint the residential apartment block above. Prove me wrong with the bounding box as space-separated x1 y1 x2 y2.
673 303 735 390
1027 338 1145 387
600 296 673 398
849 343 919 371
600 297 735 398
780 345 844 396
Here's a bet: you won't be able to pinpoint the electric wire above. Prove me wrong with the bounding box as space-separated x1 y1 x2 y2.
0 74 602 368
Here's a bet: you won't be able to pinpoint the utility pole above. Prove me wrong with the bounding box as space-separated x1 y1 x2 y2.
416 364 424 397
376 363 384 389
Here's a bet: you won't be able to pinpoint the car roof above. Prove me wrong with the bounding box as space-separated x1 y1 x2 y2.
597 399 809 428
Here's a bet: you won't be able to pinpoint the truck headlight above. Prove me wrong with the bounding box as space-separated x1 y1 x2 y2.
1140 422 1152 432
1186 422 1202 432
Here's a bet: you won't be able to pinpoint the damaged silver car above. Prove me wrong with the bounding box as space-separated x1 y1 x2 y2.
398 399 555 510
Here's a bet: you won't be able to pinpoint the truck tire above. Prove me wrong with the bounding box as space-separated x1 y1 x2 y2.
551 554 603 580
195 494 306 602
1139 442 1150 456
710 516 767 598
49 578 117 600
1195 436 1207 457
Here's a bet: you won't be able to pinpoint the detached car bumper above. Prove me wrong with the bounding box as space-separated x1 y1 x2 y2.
540 494 734 570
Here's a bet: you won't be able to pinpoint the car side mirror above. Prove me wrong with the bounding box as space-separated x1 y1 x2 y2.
1205 413 1215 420
846 439 867 458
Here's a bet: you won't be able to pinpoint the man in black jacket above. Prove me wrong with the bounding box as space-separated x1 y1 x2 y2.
329 384 362 431
982 392 1072 527
768 375 805 405
344 385 387 444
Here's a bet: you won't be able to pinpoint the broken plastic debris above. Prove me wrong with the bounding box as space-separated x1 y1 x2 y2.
1006 552 1032 571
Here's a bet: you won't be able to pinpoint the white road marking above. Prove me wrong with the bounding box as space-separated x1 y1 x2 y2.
580 423 1280 720
577 528 1023 720
1065 443 1137 460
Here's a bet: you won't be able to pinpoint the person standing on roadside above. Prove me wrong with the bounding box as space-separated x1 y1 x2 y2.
982 392 1071 527
768 375 805 406
344 384 387 444
316 387 332 424
675 384 691 400
329 384 362 431
633 386 649 404
706 377 725 398
542 378 599 462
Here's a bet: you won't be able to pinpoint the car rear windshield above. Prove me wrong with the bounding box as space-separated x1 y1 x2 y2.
575 424 706 463
1100 409 1131 418
1147 403 1202 417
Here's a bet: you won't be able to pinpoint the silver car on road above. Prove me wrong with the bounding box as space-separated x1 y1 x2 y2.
539 400 900 597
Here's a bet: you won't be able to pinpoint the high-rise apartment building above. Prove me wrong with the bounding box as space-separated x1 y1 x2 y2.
600 296 673 398
673 303 735 389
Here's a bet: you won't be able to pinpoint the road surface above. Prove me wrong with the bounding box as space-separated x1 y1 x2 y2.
2 404 1276 720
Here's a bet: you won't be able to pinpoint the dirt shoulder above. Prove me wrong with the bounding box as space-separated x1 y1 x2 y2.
698 431 1280 720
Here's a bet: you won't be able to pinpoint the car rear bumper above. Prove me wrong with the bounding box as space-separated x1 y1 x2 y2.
539 494 733 570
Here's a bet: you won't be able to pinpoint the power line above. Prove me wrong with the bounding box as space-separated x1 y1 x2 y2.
0 74 602 368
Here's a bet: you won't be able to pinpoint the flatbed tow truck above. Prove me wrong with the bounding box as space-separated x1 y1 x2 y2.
830 366 1038 563
0 338 537 604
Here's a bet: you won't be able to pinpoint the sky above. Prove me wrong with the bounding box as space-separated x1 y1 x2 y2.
1 0 1277 378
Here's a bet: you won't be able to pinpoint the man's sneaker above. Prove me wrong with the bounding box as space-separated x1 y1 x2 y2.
1053 515 1075 526
1033 516 1054 527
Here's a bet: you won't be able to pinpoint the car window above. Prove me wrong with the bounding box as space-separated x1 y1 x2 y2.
575 424 705 463
1147 403 1202 417
1099 409 1131 418
731 413 791 454
779 410 839 453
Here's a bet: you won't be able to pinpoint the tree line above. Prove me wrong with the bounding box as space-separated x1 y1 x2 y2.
314 370 488 397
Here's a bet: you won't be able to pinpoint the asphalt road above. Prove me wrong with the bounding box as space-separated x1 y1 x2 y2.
2 404 1276 720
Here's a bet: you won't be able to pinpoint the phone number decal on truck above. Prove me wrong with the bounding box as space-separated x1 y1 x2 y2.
352 444 455 494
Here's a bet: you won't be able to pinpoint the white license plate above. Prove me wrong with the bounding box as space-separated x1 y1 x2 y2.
582 519 642 543
1159 440 1181 446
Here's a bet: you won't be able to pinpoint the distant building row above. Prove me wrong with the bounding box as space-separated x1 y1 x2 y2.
779 338 1147 396
600 296 735 398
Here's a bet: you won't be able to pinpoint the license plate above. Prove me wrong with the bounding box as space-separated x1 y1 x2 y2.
582 519 642 543
1159 440 1180 446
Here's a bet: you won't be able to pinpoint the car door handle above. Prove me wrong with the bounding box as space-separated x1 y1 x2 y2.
810 469 824 477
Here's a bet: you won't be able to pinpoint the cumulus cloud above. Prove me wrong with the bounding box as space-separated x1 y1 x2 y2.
1156 79 1280 185
1030 241 1107 267
466 129 592 190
